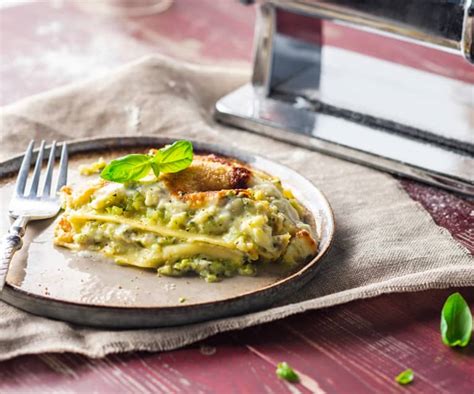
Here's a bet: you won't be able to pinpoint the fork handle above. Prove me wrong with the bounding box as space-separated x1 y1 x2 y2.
0 217 28 292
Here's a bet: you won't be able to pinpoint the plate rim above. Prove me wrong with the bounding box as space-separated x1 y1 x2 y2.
0 136 335 317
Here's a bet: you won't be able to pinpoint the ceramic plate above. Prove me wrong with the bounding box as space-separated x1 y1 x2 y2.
0 136 334 328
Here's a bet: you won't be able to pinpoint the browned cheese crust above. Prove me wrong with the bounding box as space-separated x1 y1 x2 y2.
160 154 254 208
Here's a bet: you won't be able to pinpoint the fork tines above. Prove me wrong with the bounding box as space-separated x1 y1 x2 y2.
15 140 68 198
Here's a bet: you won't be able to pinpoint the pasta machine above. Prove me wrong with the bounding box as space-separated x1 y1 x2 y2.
215 0 474 195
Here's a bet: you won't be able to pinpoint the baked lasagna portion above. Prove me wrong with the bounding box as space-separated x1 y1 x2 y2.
54 154 318 282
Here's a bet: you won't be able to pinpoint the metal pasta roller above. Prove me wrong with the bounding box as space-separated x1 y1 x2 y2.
215 0 474 196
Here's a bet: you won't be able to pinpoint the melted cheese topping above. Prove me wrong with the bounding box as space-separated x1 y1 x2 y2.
54 154 318 282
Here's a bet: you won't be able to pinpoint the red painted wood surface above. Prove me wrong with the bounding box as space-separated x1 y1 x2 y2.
0 1 473 393
1 288 473 393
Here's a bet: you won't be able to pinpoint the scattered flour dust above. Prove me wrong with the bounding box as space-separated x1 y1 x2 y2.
164 283 176 292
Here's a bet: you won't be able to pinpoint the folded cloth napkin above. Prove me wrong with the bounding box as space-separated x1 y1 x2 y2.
0 55 472 361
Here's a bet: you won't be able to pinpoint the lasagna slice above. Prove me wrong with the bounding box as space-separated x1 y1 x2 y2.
54 153 318 282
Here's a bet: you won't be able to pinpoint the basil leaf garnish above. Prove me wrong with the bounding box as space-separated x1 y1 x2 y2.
150 161 161 178
441 292 472 347
395 369 414 385
153 140 193 174
100 154 152 183
276 362 299 383
100 140 194 183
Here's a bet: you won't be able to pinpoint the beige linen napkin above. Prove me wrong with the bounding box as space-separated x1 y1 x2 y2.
0 55 472 361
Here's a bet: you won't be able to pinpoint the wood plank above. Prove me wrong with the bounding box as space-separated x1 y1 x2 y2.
1 289 472 393
230 288 474 393
0 338 310 393
0 0 255 105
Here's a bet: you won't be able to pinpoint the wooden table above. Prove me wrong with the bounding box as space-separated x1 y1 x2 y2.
0 1 473 392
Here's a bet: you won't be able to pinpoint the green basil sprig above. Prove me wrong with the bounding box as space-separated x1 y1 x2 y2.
100 140 193 183
276 362 299 383
395 368 414 385
441 292 472 348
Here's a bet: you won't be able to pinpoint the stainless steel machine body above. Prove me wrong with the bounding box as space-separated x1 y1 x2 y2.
215 0 474 195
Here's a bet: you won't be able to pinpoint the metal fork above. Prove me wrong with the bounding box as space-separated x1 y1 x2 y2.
0 140 68 292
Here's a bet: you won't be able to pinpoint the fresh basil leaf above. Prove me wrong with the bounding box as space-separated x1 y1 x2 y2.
100 140 194 183
100 154 152 183
441 292 472 347
276 362 299 383
395 369 414 385
150 161 161 178
153 140 193 173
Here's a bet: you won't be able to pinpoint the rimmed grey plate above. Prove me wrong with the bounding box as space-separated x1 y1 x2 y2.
0 136 334 328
